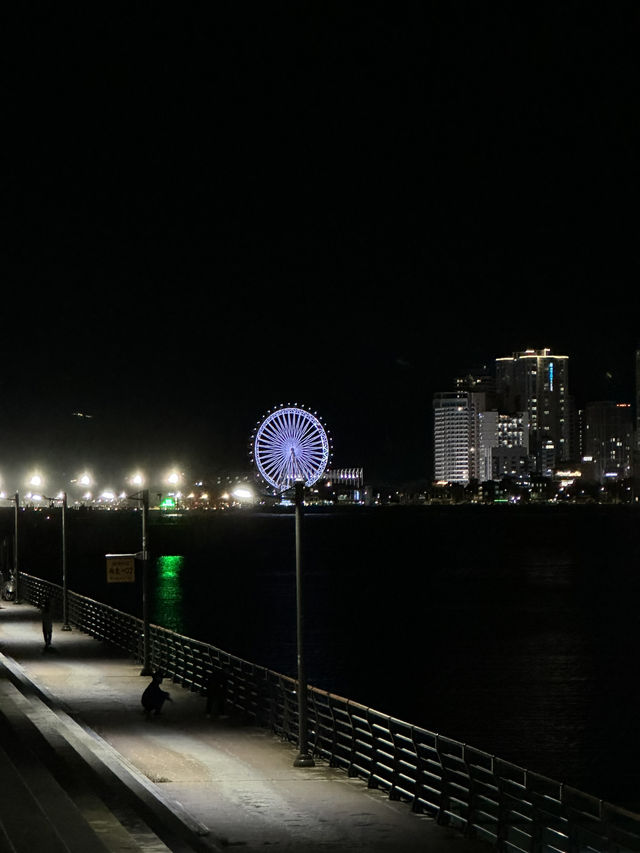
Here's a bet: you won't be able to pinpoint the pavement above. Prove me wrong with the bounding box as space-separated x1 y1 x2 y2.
0 603 490 852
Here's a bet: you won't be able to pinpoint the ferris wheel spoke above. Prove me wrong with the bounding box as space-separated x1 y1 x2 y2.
298 433 322 453
270 452 290 481
273 463 290 486
300 435 323 454
264 455 289 477
293 413 308 442
262 423 284 444
260 452 285 472
293 417 316 442
295 458 312 478
260 425 280 444
264 429 284 444
281 410 293 432
292 410 309 439
306 450 325 466
296 418 316 437
260 447 281 459
295 432 316 452
260 450 282 471
259 437 285 453
286 415 302 445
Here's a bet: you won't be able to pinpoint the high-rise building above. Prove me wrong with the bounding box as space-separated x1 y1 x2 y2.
468 391 491 482
584 401 633 483
495 348 570 475
477 409 499 482
474 410 530 482
433 392 471 484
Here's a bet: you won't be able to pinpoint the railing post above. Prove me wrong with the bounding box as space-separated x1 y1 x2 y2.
436 735 452 827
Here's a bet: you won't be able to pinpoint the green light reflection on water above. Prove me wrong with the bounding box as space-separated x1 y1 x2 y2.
153 555 185 633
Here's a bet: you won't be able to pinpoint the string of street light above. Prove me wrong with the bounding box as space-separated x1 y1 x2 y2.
0 469 257 509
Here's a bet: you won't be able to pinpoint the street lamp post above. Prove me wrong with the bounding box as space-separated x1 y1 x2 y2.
60 492 71 630
43 492 71 630
13 492 19 604
293 479 315 767
141 488 151 675
128 489 151 675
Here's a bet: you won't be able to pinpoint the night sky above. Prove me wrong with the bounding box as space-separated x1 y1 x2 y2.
3 5 640 486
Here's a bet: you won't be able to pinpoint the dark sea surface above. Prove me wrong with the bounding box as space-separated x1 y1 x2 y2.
3 504 640 810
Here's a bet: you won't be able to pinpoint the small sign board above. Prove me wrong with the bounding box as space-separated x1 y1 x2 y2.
105 554 135 583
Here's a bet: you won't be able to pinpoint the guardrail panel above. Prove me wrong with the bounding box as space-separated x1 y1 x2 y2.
18 573 640 853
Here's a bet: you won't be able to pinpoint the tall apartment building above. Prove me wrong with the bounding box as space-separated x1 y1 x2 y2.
495 348 570 475
433 392 471 484
477 409 499 482
492 412 530 481
584 401 633 483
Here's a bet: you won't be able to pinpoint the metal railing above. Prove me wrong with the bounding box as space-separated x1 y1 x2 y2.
20 573 640 853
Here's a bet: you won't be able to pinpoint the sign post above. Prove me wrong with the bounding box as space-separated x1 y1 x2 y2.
106 490 150 675
119 488 152 676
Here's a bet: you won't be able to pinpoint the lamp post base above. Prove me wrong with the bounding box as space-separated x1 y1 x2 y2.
293 752 316 767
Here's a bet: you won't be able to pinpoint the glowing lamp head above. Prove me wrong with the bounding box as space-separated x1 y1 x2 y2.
232 487 254 501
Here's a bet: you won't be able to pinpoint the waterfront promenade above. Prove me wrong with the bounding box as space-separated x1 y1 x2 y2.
0 602 487 852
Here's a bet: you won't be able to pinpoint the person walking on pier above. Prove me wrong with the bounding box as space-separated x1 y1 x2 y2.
141 672 172 719
41 598 53 648
205 668 227 718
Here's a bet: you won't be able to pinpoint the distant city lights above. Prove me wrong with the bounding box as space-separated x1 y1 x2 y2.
0 464 270 511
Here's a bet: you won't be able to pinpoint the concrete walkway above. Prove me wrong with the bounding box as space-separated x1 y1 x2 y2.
0 603 489 852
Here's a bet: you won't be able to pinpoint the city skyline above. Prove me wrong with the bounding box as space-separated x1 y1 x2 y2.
433 346 638 490
4 7 640 484
0 341 638 493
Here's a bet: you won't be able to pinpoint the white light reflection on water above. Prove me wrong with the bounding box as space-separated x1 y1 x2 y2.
153 555 185 633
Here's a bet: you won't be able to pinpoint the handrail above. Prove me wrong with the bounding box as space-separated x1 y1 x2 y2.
20 573 640 853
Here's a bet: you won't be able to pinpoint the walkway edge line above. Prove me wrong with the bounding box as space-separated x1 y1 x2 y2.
0 650 224 853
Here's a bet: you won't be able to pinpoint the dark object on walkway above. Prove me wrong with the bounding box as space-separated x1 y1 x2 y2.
141 672 172 718
2 574 15 601
42 599 53 647
205 669 227 718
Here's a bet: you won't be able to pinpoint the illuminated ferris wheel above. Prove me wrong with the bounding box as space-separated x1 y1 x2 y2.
252 405 331 491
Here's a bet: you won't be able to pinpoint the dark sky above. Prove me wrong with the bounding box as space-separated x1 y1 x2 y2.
3 4 640 486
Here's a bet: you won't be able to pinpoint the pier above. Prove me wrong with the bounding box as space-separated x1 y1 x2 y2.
0 600 485 852
0 577 639 852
